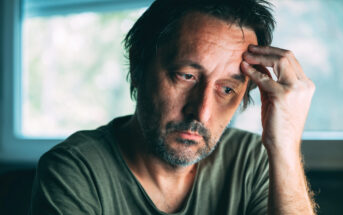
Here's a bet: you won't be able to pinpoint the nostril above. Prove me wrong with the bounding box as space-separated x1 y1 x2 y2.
185 113 197 121
182 103 197 120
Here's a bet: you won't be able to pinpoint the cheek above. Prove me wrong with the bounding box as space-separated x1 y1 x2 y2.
227 81 249 110
152 80 187 119
216 93 244 117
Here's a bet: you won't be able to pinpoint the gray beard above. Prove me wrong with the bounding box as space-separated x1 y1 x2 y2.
152 134 218 167
136 90 219 167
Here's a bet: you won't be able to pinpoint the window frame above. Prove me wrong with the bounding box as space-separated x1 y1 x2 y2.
0 0 342 169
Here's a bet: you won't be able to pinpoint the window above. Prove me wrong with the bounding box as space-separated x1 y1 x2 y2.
1 0 342 167
22 9 144 138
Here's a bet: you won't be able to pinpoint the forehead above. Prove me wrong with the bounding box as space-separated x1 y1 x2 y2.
180 12 256 49
160 12 257 74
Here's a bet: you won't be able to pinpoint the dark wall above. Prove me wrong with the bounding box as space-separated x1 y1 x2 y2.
0 167 36 215
307 171 343 215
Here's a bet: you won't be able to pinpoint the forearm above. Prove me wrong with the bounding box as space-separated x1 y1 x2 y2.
242 44 317 214
267 146 316 215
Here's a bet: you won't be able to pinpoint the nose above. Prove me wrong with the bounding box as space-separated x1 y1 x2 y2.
182 84 212 123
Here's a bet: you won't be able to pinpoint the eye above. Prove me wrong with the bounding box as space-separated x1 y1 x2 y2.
183 74 194 80
176 72 197 82
223 86 233 95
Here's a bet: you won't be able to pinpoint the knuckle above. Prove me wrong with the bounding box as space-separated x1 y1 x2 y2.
290 80 315 96
283 85 293 95
283 50 293 58
278 55 290 67
306 79 316 93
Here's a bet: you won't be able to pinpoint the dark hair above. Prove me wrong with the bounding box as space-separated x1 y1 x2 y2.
124 0 275 109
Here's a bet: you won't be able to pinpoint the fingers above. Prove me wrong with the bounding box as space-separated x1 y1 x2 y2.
248 45 288 56
243 45 306 84
243 48 297 84
249 45 307 80
241 61 280 93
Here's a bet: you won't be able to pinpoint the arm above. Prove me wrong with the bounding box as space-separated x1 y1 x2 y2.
241 45 317 215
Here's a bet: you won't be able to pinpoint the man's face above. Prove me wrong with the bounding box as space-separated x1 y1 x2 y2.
136 12 258 166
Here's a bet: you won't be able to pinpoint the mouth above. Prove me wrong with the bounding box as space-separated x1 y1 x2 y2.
177 131 203 141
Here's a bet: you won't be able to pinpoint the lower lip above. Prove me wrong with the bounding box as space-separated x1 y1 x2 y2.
178 132 202 141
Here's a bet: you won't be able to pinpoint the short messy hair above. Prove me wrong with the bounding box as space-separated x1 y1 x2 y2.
124 0 275 109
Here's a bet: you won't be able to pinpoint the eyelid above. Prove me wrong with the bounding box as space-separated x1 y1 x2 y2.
176 71 198 82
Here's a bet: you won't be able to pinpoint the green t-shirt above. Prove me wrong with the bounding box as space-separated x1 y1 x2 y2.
29 116 269 215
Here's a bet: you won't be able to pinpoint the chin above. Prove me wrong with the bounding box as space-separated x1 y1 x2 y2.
153 136 217 167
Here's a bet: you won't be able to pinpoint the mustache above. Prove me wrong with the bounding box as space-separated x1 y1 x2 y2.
165 120 210 141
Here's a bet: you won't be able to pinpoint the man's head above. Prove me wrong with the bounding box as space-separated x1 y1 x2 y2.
125 0 275 108
124 0 275 166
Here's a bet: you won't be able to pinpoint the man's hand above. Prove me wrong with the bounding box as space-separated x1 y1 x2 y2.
241 45 316 215
241 45 315 153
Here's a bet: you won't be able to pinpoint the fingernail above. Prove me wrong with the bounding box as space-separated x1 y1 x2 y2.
242 61 249 66
243 51 250 58
248 44 257 51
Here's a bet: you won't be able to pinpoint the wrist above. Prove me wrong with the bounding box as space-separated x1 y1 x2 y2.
265 143 303 167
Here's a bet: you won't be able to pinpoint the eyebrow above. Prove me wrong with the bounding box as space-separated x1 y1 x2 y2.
169 60 205 71
232 73 246 83
170 60 246 83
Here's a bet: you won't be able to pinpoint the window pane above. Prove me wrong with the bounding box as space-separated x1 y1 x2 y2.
22 9 145 137
231 0 343 136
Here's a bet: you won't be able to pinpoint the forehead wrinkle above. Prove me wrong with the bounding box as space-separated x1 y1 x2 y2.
173 14 256 66
175 38 246 65
179 20 255 50
180 34 249 52
180 38 244 66
163 12 257 82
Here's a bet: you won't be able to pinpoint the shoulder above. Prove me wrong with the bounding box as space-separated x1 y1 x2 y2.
221 127 262 147
201 127 268 180
213 127 265 160
31 130 109 215
197 128 269 214
37 117 126 177
43 116 125 163
53 124 110 153
31 116 136 214
37 124 111 174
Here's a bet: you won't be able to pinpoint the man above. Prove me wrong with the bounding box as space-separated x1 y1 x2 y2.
30 0 317 214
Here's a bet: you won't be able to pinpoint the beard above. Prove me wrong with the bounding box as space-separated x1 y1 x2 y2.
152 120 219 167
136 88 220 167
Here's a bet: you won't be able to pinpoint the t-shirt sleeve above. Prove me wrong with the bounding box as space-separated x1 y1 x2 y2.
246 141 269 215
29 147 101 215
